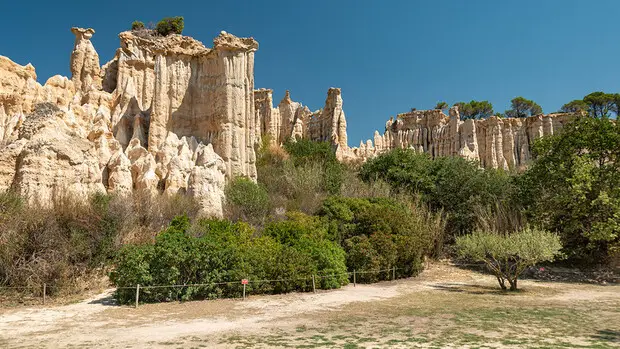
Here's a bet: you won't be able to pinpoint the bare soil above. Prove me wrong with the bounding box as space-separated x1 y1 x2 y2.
1 262 619 348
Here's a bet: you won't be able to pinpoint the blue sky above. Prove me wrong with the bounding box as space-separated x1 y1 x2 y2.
2 0 618 145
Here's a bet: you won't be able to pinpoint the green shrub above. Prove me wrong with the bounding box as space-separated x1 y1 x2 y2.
359 149 514 237
111 213 349 304
131 21 145 30
455 227 563 290
155 16 184 36
225 177 270 225
283 139 343 195
518 116 620 263
319 197 442 282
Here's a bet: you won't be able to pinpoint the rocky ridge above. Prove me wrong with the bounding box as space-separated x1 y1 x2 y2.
0 27 574 216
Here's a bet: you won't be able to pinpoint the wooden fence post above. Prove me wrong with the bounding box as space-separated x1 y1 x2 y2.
42 283 46 305
135 284 140 308
353 270 356 287
393 267 396 281
243 283 246 301
312 275 316 293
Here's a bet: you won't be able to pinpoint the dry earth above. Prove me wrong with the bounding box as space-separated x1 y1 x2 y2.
1 263 619 349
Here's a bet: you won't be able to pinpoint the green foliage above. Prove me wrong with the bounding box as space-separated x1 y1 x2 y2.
435 101 449 112
454 100 494 120
319 197 442 282
561 92 620 118
518 117 620 263
456 228 562 290
131 21 145 30
583 92 614 118
359 149 513 236
560 99 588 114
283 139 343 195
225 177 270 225
111 214 349 304
155 16 184 36
505 97 542 118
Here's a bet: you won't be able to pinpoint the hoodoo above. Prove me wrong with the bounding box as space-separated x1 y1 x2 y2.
0 26 574 216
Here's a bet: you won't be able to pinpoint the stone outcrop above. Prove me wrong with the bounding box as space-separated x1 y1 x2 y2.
253 87 573 170
0 27 261 217
345 107 573 170
0 24 577 215
253 87 347 151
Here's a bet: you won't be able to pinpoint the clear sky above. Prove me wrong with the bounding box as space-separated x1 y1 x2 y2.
2 0 618 145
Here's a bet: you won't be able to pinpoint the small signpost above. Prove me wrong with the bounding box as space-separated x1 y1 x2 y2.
241 279 248 300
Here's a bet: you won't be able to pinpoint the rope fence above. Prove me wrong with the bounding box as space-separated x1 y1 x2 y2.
0 267 403 307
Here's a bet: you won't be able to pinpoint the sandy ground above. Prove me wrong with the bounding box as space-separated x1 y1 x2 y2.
0 264 618 348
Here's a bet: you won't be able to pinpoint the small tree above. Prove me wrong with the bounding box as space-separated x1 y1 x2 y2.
455 227 562 291
435 101 449 113
560 99 588 114
131 21 145 31
155 16 184 36
505 97 542 118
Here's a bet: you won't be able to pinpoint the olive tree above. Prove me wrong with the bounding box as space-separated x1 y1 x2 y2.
455 227 562 291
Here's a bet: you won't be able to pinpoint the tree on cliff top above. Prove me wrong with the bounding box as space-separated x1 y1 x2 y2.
156 17 184 36
454 100 494 120
435 101 449 113
505 97 542 118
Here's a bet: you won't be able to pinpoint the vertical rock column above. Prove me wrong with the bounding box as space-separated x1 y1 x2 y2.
70 27 102 92
211 33 259 180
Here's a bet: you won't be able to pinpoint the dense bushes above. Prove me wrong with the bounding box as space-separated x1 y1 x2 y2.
359 149 514 237
225 177 270 225
257 139 347 214
0 191 200 293
518 116 620 263
111 213 349 304
155 16 184 36
319 197 443 282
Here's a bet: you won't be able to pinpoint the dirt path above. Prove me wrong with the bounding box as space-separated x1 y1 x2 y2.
0 264 618 349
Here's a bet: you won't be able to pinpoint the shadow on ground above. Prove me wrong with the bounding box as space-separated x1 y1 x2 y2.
88 294 118 306
591 329 620 343
429 282 517 295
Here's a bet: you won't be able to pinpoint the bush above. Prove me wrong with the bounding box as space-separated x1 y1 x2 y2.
283 139 343 195
0 190 200 295
111 213 349 304
455 228 563 290
359 149 514 237
319 197 444 282
155 16 184 36
225 177 270 225
518 117 620 264
131 21 145 30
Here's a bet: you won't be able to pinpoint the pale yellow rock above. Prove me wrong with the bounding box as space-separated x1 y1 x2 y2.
70 27 102 92
187 143 226 218
11 104 105 204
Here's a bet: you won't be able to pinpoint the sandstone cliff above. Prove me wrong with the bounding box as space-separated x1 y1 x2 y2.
0 27 260 216
0 25 576 214
345 107 573 170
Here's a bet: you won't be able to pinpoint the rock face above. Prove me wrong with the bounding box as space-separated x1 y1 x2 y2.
253 87 348 151
344 107 573 170
253 88 573 170
0 27 262 217
0 25 576 215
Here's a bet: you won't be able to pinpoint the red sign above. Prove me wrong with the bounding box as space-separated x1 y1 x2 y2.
241 279 249 285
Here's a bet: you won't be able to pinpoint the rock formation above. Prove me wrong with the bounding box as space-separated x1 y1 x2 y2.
0 27 260 217
343 107 573 170
253 87 348 151
0 25 577 215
